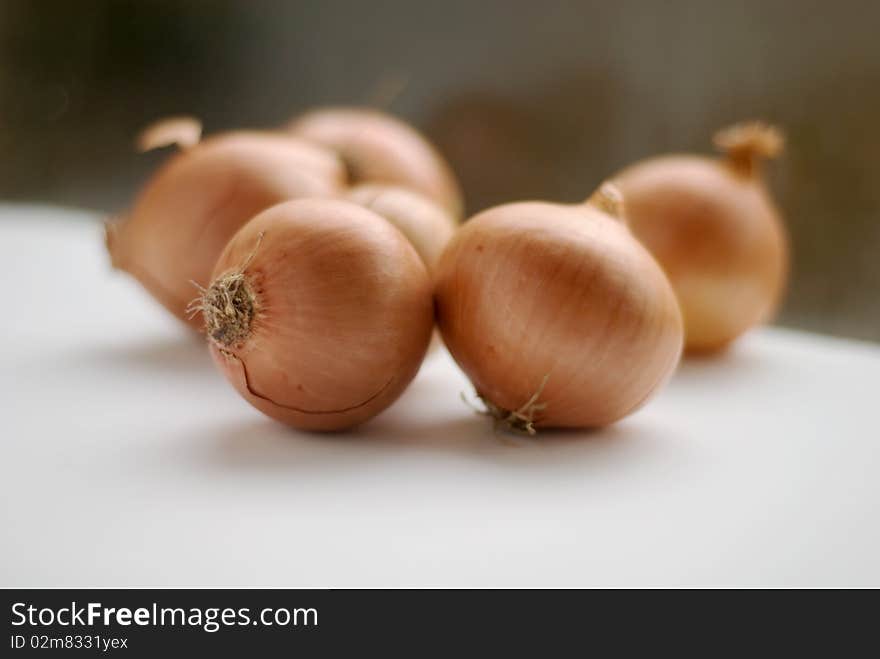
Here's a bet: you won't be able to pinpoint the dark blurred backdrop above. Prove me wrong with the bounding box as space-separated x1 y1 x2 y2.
1 0 878 340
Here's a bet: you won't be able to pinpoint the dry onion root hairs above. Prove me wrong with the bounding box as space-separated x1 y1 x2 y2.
461 374 551 436
186 231 265 343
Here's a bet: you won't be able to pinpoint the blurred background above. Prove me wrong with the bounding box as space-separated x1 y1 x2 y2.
1 0 878 341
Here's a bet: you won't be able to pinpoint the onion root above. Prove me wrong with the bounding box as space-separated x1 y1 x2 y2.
191 232 264 347
466 374 550 436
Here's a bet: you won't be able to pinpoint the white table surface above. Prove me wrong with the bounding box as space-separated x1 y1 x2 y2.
1 204 878 587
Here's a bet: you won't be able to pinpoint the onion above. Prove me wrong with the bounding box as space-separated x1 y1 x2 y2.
434 184 683 432
198 198 434 431
287 106 464 218
614 121 788 353
346 184 457 270
107 123 345 328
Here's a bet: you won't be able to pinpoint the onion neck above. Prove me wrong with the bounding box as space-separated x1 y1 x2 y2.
713 121 783 178
136 115 203 153
585 181 626 223
201 271 257 349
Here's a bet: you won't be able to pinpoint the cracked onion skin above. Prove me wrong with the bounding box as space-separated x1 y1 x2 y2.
614 122 789 353
106 131 345 329
434 186 683 429
346 183 457 270
287 107 464 218
203 198 434 431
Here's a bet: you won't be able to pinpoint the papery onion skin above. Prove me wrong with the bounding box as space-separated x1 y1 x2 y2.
346 184 457 270
434 189 683 429
203 198 434 431
136 116 203 152
106 131 345 328
287 107 464 218
614 122 788 353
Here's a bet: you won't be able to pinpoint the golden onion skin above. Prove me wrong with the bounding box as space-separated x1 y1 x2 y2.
615 123 789 352
434 197 683 429
204 198 434 432
346 183 457 271
107 132 344 328
288 107 464 218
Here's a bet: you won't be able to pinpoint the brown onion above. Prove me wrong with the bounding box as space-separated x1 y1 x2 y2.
287 106 464 218
434 184 683 432
346 183 457 270
107 125 345 328
198 198 434 431
614 121 788 353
